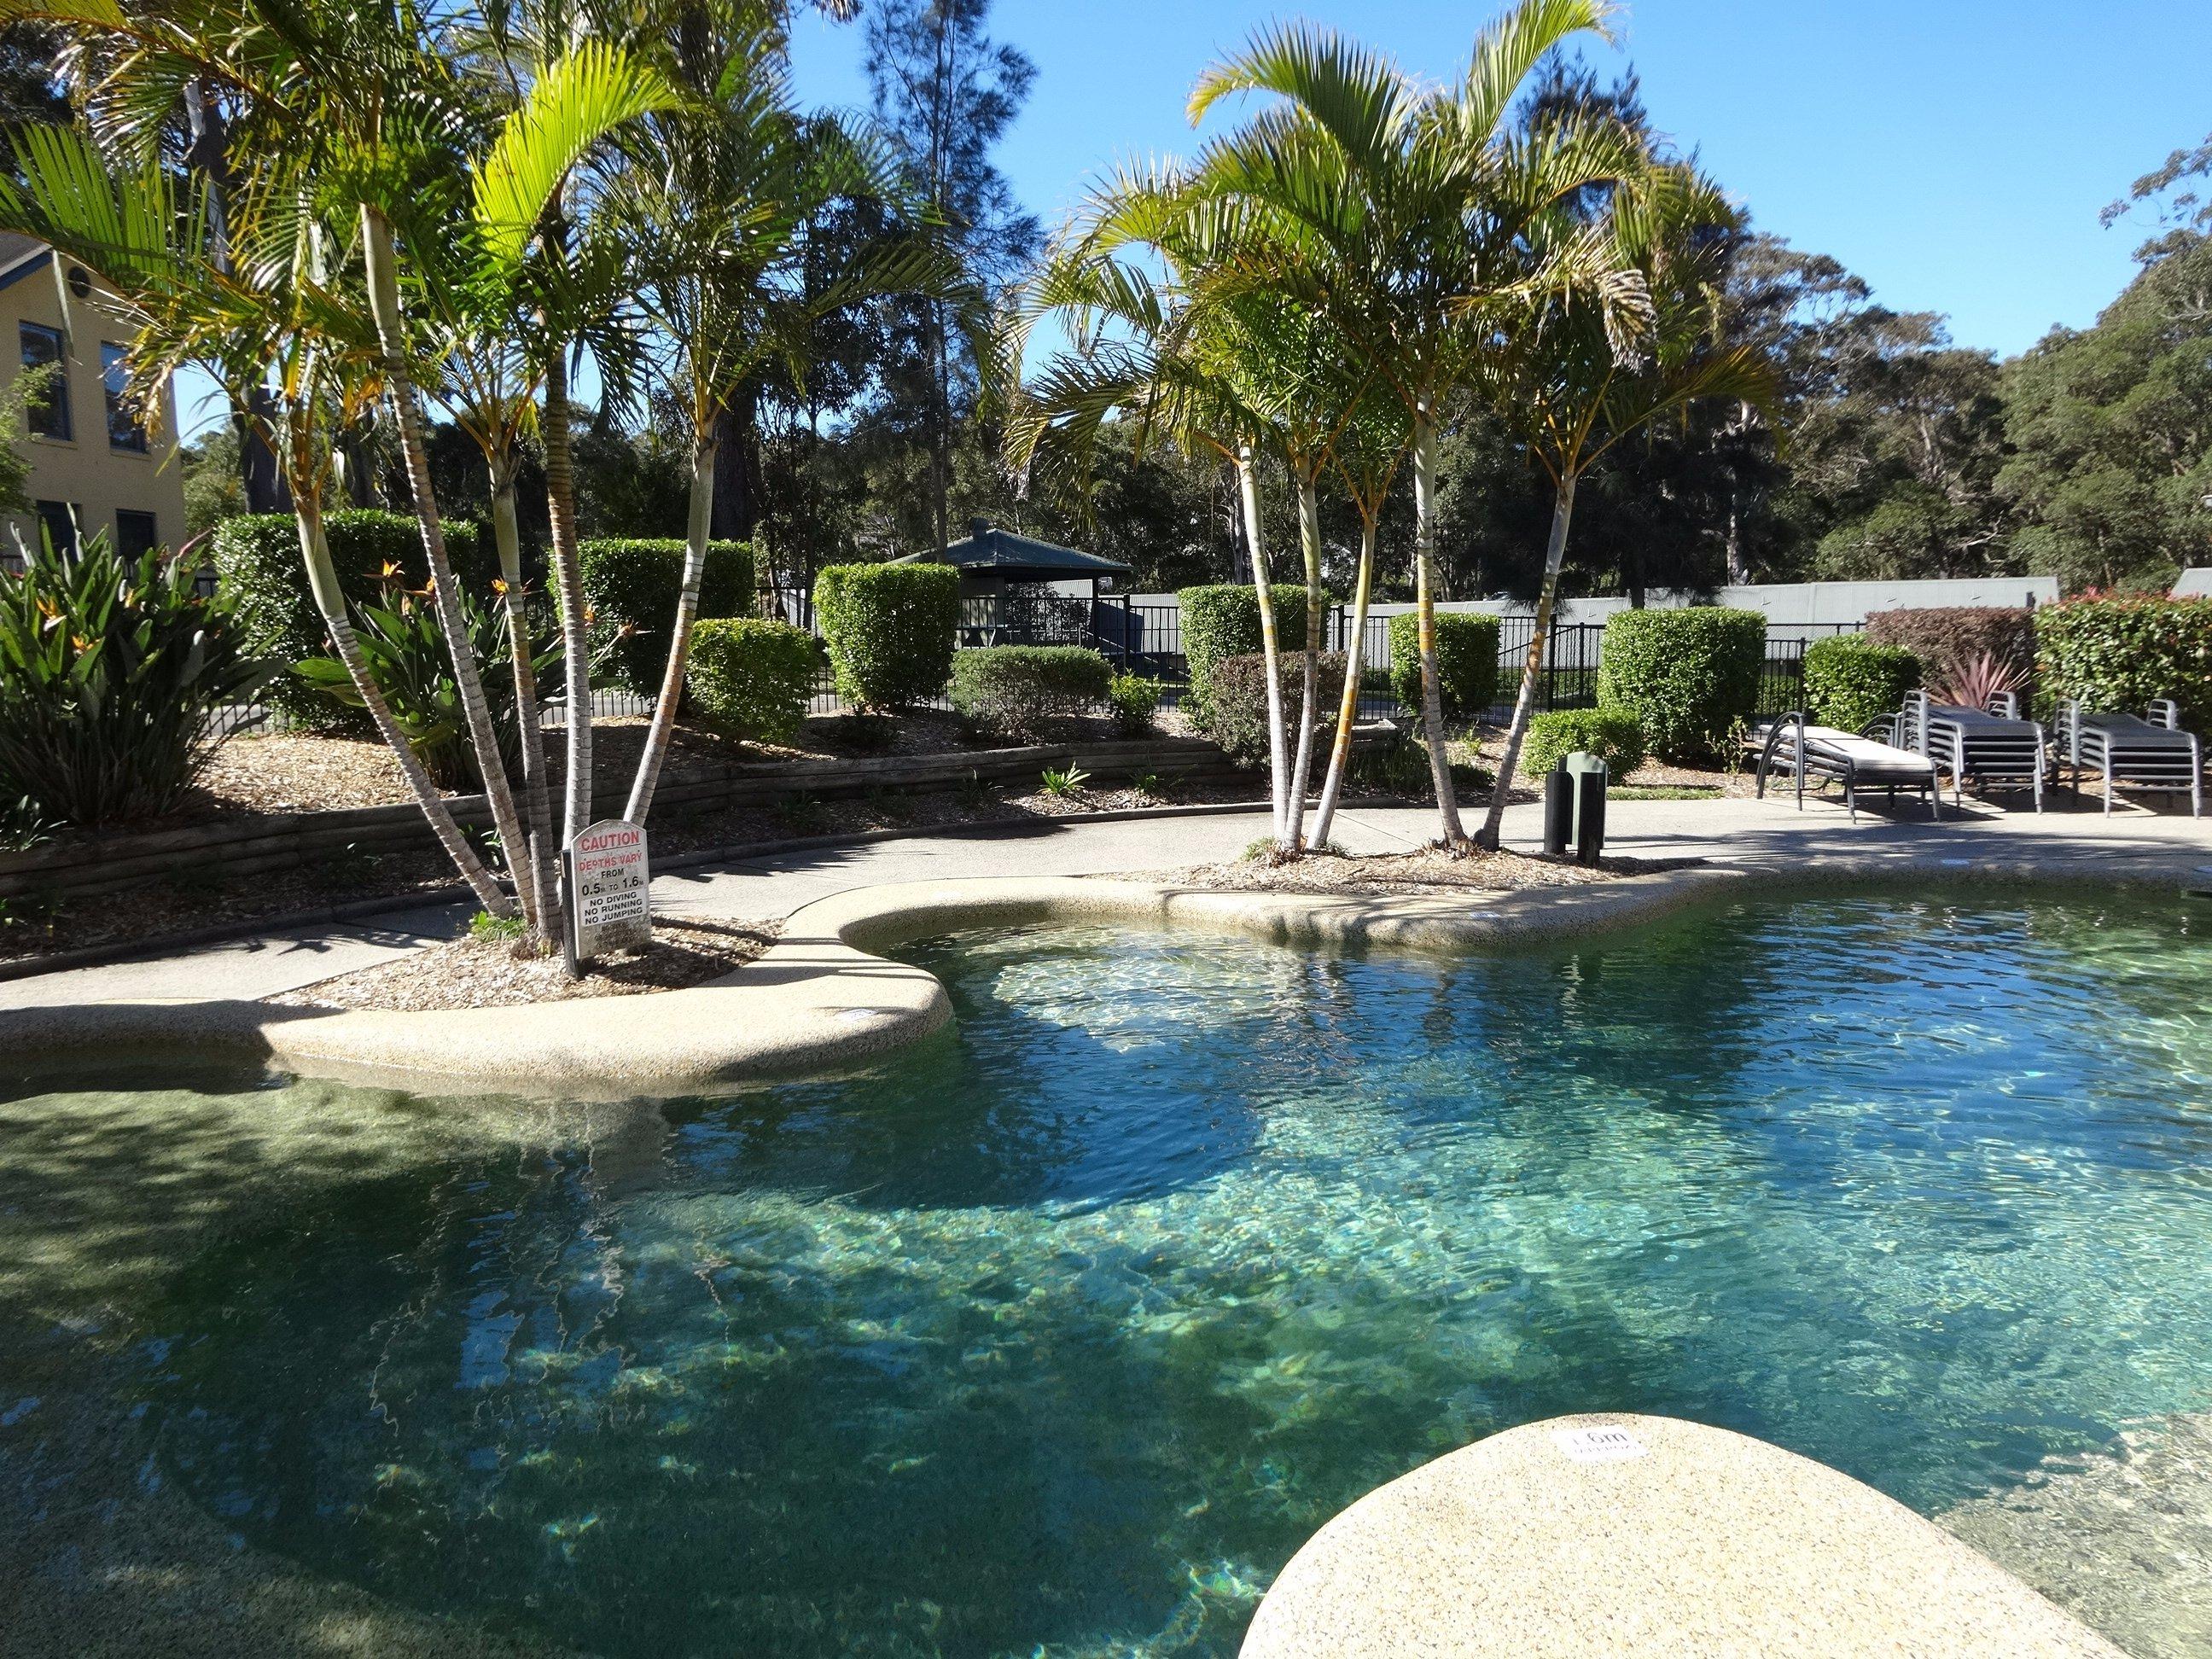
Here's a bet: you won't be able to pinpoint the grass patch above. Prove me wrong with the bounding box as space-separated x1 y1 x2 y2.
1608 784 1724 801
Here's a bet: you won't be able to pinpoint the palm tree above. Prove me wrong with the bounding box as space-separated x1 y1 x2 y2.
1185 0 1649 849
0 119 519 913
612 9 953 825
1473 165 1781 847
1309 376 1409 848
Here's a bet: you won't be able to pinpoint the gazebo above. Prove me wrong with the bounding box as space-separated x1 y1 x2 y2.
902 517 1137 650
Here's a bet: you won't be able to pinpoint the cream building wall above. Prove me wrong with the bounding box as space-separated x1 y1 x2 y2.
0 232 189 561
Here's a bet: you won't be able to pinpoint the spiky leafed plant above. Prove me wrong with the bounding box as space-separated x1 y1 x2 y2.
1472 163 1782 847
1184 0 1651 850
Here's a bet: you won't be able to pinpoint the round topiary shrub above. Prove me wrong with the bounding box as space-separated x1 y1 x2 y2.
1517 707 1647 778
1206 651 1348 768
2035 596 2212 734
951 645 1113 740
1386 610 1500 725
1175 585 1322 731
1596 607 1767 762
814 562 960 712
684 618 820 743
212 509 490 725
578 538 755 696
1802 635 1920 733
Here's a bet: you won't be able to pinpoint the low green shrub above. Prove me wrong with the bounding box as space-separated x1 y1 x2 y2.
296 585 555 790
685 618 820 743
1802 635 1921 732
1386 610 1500 724
577 538 754 696
1862 605 2035 690
2035 596 2212 733
213 509 489 725
1109 672 1161 736
1175 584 1322 731
815 562 960 711
1596 607 1766 762
0 533 268 824
1206 650 1348 768
950 645 1113 739
1519 707 1647 778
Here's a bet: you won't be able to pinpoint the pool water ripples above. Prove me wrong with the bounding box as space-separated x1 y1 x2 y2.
3 894 2211 1656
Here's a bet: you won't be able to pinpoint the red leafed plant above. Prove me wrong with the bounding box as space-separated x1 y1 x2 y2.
1936 649 2028 711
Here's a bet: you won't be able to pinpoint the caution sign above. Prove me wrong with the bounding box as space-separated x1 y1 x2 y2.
568 818 651 960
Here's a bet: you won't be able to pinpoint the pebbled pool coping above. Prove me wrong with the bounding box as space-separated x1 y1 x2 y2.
3 850 2205 1099
1238 1414 2124 1657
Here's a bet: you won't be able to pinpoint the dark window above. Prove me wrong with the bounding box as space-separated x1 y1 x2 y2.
34 499 78 556
19 323 68 441
116 509 159 560
102 343 146 452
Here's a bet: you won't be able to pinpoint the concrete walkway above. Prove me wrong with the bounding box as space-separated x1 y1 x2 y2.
3 793 2207 1011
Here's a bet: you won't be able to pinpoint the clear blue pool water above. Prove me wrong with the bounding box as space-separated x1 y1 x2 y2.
5 893 2212 1656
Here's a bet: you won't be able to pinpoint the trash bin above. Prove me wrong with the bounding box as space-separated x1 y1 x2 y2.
1560 751 1608 866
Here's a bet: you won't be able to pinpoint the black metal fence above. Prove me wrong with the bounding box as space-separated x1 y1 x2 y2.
207 602 1864 742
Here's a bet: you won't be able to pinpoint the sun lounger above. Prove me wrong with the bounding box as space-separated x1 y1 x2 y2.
1755 713 1943 821
2053 698 2203 817
1899 690 2047 812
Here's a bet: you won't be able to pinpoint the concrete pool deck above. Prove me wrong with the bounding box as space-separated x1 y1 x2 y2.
3 790 2207 1012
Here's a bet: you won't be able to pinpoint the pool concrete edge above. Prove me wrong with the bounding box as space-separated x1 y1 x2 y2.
3 852 2205 1097
1237 1413 2124 1657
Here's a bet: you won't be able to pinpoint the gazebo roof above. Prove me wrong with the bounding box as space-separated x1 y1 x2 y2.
907 518 1133 583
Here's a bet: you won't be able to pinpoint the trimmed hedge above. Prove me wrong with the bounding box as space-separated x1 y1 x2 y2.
951 645 1113 738
1519 707 1646 778
2036 597 2212 734
1863 606 2035 690
1208 650 1348 768
212 509 489 724
815 562 960 712
1387 610 1500 724
685 617 819 743
579 538 754 696
1802 635 1921 732
1596 607 1766 762
1176 585 1322 731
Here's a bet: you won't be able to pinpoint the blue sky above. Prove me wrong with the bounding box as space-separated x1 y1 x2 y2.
789 0 2212 358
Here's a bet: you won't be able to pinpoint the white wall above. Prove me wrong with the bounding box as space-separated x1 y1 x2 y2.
2174 568 2212 598
1129 577 2058 633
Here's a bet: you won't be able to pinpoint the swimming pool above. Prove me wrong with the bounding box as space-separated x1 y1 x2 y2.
3 893 2209 1656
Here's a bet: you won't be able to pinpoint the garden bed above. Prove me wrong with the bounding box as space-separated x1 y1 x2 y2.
1149 843 1694 898
268 915 781 1012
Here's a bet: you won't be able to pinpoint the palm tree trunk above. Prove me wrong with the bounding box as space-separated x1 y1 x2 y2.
361 206 535 928
1311 515 1376 849
1283 470 1325 852
491 451 557 952
295 492 509 915
544 344 593 863
625 427 717 824
1412 404 1467 847
1236 443 1289 843
1478 469 1578 850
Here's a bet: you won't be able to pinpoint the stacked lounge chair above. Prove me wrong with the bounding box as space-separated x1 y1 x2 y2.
1897 690 2047 812
2053 698 2203 817
1755 713 1943 821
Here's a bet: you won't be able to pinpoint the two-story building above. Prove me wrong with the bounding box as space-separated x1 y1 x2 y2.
0 230 189 561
